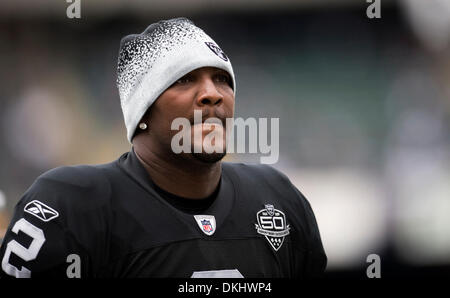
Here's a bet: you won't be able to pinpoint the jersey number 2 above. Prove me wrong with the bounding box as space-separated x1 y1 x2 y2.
1 218 46 278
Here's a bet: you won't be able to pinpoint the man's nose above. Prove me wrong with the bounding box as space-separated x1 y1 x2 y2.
195 78 223 106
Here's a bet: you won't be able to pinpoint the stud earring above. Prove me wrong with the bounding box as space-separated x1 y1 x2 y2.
139 123 148 130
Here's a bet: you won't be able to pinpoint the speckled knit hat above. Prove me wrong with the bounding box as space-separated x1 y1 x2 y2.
117 17 235 142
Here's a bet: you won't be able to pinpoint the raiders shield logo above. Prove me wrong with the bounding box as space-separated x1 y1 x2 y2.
255 204 290 251
204 41 229 61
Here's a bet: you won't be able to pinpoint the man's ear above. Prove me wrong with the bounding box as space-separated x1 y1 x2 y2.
132 108 153 141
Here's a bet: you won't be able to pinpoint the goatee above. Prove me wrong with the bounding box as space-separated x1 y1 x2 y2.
191 152 227 163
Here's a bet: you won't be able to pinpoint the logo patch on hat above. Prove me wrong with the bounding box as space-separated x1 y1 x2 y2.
205 42 228 61
194 215 216 236
24 200 59 222
255 204 290 251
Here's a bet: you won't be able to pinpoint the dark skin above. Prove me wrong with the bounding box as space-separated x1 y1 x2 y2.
132 67 235 199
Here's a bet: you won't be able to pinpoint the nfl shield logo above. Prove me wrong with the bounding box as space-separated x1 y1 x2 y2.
194 215 216 236
201 220 213 233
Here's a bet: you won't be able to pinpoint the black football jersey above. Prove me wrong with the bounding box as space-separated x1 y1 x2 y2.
0 148 326 278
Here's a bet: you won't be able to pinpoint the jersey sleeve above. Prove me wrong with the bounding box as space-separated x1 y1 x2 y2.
292 187 328 278
0 166 112 278
260 164 328 278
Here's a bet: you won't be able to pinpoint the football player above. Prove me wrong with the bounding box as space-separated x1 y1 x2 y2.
0 17 326 278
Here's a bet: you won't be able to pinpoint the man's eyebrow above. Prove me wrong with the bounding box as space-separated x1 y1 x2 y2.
213 69 230 76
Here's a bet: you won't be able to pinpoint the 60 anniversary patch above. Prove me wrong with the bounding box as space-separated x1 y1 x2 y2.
255 204 290 251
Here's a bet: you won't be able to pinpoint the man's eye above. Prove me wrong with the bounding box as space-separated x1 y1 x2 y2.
215 74 230 83
176 76 192 84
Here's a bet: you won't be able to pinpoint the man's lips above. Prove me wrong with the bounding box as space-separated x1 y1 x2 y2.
196 123 221 131
188 108 228 127
190 117 225 127
192 123 224 133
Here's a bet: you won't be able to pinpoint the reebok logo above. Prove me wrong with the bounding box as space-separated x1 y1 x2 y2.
24 200 59 222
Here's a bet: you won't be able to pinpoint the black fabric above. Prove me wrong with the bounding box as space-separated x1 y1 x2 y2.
152 179 220 215
130 148 219 215
0 149 327 278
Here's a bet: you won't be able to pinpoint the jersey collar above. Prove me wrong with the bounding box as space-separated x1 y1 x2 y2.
117 148 236 235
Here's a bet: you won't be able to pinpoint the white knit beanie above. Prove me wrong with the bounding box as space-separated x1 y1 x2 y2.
117 17 236 142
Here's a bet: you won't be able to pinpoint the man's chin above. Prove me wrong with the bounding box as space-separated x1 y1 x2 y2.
191 152 227 164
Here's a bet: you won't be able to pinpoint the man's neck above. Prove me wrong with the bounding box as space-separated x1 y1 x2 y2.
133 144 222 199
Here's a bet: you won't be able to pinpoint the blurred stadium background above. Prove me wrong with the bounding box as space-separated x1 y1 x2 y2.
0 0 450 278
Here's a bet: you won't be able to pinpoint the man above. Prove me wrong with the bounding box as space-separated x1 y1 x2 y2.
0 17 326 278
